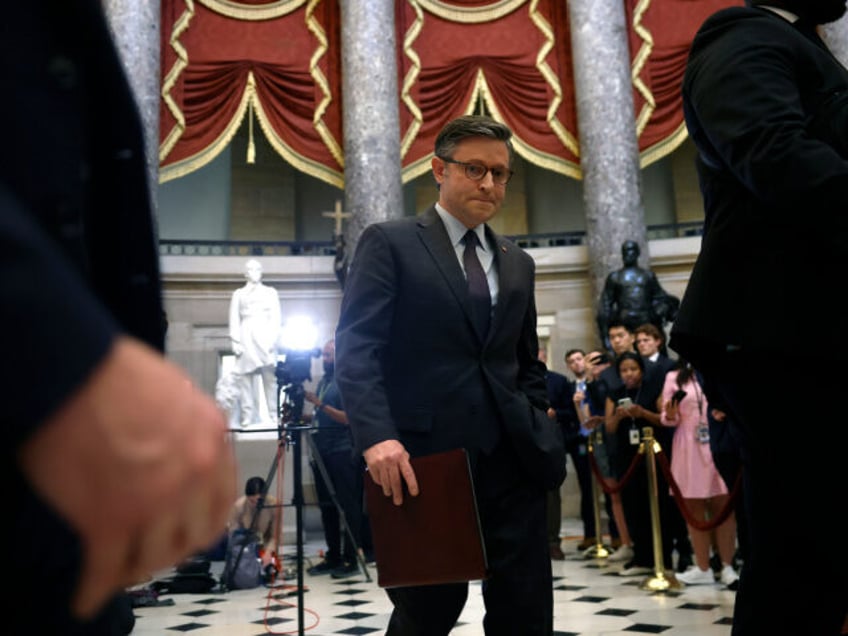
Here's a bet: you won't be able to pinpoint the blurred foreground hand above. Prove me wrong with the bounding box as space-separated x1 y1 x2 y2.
19 337 236 618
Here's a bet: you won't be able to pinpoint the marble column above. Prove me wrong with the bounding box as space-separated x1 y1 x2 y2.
822 13 848 68
339 0 404 260
568 0 648 347
101 1 162 220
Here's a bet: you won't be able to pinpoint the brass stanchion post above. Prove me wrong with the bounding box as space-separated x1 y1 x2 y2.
639 426 681 591
583 428 610 559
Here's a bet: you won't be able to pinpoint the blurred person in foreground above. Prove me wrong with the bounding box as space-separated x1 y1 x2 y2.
336 115 564 635
2 2 236 633
672 1 848 632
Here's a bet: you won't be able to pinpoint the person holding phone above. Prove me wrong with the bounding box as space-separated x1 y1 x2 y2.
660 361 738 588
579 351 630 558
604 352 671 576
634 323 693 574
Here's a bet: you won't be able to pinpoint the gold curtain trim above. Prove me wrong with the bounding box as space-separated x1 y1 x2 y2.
529 0 580 156
306 0 344 168
160 71 344 187
416 0 525 23
251 87 345 187
639 121 688 168
160 70 256 183
196 0 306 20
477 69 583 179
631 0 655 137
400 1 425 159
401 154 437 184
160 0 196 163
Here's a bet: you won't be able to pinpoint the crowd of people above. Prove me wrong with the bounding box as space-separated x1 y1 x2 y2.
546 325 740 589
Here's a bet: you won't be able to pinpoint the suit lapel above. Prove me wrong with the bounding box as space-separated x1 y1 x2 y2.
416 207 482 339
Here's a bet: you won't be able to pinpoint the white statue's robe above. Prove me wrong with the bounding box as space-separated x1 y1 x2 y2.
229 282 281 425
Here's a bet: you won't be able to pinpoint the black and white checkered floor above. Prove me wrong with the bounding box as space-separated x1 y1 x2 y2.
130 518 737 635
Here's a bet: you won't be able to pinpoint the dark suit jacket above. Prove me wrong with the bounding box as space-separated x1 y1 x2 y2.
545 370 579 445
643 354 676 398
672 6 848 365
336 206 564 490
2 2 163 632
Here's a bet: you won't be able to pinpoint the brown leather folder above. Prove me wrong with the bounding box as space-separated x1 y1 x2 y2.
364 447 488 588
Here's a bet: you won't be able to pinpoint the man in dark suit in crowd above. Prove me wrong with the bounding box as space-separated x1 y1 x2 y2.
2 2 236 634
336 115 564 635
538 350 573 560
561 349 599 551
672 1 848 633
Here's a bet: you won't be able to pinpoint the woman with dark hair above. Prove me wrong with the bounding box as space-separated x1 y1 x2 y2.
605 352 672 576
227 476 279 569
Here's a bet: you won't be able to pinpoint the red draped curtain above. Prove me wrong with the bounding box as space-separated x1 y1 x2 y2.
159 0 741 186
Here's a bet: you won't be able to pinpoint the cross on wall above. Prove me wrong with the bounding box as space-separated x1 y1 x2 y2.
322 199 352 236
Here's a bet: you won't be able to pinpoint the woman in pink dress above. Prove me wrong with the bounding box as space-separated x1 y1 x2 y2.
660 362 738 587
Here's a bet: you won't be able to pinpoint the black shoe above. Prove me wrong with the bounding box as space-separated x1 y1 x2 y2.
307 560 339 576
577 537 597 551
330 562 359 579
732 548 743 569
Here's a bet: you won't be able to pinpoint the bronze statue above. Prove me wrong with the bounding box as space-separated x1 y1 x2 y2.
596 240 679 349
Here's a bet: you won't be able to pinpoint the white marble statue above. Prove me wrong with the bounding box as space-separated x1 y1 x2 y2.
228 259 281 427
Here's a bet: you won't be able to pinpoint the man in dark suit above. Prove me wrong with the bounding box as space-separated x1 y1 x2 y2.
539 350 573 560
561 349 598 551
671 2 848 633
336 115 564 635
2 3 236 633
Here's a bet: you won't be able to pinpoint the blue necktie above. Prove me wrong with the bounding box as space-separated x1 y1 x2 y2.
463 230 491 337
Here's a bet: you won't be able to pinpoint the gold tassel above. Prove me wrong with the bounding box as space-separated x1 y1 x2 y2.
247 99 256 164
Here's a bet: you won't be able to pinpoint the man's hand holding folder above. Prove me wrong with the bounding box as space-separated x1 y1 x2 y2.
363 439 420 505
363 448 488 588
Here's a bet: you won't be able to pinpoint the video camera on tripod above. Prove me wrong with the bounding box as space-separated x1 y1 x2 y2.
275 347 321 424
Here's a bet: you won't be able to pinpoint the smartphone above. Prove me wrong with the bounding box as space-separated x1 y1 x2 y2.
671 389 687 405
588 352 611 365
617 397 633 409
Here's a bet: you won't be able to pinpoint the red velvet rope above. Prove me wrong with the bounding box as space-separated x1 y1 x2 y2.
589 437 742 532
588 439 644 494
655 448 742 531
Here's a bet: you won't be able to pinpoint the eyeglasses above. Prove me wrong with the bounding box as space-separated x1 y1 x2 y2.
438 157 513 185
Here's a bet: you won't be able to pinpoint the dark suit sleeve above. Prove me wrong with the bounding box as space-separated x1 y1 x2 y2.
335 225 399 454
0 185 118 451
1 185 119 633
684 16 848 225
513 260 548 411
546 374 574 423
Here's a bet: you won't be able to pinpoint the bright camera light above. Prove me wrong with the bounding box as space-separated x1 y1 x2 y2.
279 315 318 351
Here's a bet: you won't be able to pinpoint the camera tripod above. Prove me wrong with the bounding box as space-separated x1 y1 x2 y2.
228 368 370 636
